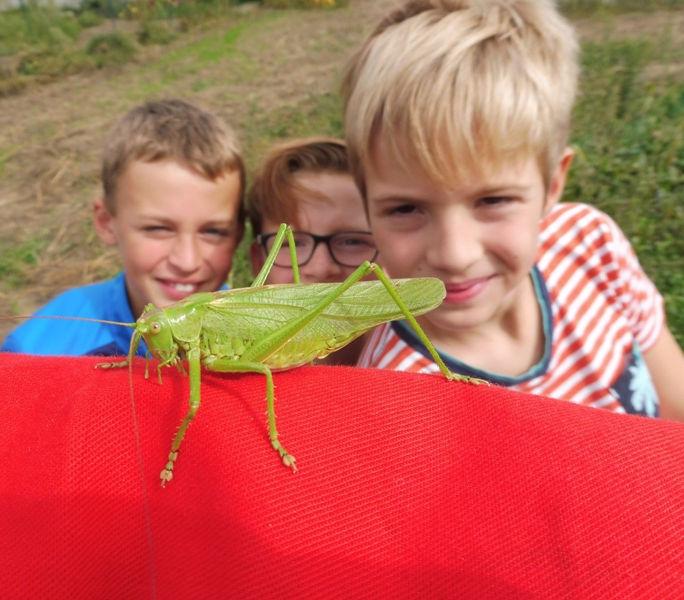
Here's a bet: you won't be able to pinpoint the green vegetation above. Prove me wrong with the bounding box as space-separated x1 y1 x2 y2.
262 0 346 7
560 0 684 15
0 2 82 56
86 31 137 67
243 92 344 166
567 36 684 342
0 0 346 96
0 238 47 289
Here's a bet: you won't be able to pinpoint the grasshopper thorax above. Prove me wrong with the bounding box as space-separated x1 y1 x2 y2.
136 303 178 364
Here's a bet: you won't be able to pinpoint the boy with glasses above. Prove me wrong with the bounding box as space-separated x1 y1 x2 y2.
247 136 376 364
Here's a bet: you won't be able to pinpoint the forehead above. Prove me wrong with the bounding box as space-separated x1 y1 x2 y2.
116 159 242 217
294 171 360 202
365 136 543 198
261 172 368 233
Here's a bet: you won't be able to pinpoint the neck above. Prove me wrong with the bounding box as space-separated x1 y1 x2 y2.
420 273 544 377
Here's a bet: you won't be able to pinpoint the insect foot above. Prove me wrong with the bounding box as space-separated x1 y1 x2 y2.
160 451 179 487
95 359 130 370
448 371 490 386
272 440 298 473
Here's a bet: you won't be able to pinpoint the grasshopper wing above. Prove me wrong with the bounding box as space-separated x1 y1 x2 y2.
202 278 445 368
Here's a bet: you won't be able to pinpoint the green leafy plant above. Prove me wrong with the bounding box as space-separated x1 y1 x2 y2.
0 238 47 289
261 0 346 8
137 20 177 45
86 31 137 68
567 38 684 342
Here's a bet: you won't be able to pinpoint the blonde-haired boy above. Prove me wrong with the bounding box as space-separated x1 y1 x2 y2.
342 0 684 420
3 99 244 356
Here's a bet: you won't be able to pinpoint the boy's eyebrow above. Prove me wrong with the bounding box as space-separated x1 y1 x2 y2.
471 184 533 196
137 214 238 227
369 183 533 202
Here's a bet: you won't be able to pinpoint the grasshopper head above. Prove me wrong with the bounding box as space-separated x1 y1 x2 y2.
135 304 178 364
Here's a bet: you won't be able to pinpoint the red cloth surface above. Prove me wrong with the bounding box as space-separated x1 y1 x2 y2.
0 353 682 599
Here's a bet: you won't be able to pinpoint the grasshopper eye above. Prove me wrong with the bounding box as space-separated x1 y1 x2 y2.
150 322 162 334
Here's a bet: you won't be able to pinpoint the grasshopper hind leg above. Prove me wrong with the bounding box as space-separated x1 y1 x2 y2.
203 357 297 473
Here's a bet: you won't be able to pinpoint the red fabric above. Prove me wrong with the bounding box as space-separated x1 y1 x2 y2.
0 353 682 599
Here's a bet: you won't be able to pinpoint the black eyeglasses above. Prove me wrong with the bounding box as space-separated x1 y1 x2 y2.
256 231 378 268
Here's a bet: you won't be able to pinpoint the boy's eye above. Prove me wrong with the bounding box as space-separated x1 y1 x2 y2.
387 203 419 216
479 196 513 207
291 234 312 248
203 227 230 238
142 225 171 233
336 237 370 248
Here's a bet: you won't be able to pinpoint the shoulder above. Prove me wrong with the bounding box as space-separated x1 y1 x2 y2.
537 202 635 280
1 274 129 355
537 203 664 352
30 274 126 317
540 202 624 248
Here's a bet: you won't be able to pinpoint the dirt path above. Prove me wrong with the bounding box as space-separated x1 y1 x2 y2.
1 2 682 338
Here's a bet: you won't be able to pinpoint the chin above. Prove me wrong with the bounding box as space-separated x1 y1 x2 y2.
432 306 494 331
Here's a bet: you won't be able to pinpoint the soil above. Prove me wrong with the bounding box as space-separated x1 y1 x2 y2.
0 1 682 339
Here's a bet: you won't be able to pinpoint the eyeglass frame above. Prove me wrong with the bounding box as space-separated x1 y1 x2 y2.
255 230 379 268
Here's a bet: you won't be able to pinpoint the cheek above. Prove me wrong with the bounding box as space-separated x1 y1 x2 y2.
336 265 364 282
373 232 423 277
206 253 236 281
484 222 540 270
119 238 167 274
266 265 296 285
202 237 239 267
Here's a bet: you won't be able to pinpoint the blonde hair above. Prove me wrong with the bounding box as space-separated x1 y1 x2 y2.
101 99 245 214
342 0 579 192
247 137 350 234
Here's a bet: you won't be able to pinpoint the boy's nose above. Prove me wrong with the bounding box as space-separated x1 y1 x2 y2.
428 215 482 274
168 235 201 273
301 243 345 283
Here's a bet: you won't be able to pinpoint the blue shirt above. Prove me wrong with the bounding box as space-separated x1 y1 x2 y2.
2 273 141 357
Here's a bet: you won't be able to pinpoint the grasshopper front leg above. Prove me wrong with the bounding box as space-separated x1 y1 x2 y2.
251 223 300 287
160 346 202 486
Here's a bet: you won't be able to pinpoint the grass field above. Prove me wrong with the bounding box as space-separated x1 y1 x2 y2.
0 0 682 345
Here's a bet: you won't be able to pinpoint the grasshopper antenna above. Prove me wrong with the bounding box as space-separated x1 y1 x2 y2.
1 315 136 328
126 328 159 596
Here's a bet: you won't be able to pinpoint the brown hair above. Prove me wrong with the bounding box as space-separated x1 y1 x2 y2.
101 99 245 215
247 137 349 234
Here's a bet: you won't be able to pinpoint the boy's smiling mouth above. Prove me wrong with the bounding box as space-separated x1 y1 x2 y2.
444 276 492 303
157 279 203 300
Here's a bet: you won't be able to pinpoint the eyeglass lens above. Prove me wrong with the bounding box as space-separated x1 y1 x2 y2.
264 232 377 268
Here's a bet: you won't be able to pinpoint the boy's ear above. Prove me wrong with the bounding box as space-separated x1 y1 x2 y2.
92 198 118 246
249 240 265 277
544 147 574 214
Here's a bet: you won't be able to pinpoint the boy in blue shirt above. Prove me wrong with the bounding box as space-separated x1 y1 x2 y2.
2 99 245 356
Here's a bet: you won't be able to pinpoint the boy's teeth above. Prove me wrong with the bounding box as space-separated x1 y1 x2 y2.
172 283 195 292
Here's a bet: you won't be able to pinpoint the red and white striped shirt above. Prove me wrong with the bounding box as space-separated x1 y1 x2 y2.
358 203 664 416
